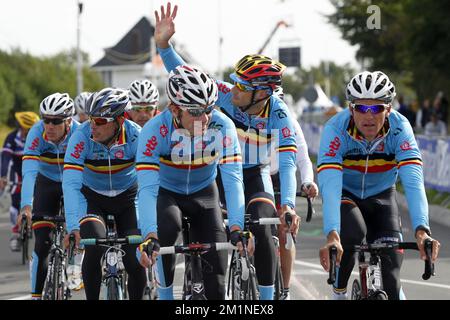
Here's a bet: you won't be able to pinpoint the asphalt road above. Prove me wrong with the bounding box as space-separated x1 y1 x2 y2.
0 195 449 300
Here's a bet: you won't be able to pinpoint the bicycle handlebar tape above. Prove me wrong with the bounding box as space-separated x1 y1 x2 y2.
127 235 143 245
306 197 314 222
80 238 97 246
327 245 338 285
422 239 435 280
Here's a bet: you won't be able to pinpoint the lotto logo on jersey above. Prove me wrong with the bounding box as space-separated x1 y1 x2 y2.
400 141 412 151
28 137 39 151
70 141 85 159
217 83 231 94
143 136 158 157
325 137 341 157
160 125 168 138
282 127 291 138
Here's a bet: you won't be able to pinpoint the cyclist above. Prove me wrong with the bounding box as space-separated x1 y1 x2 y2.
317 71 441 300
17 93 78 300
63 88 146 300
153 3 300 299
73 92 91 123
136 64 245 300
270 87 318 300
1 111 39 252
127 79 160 128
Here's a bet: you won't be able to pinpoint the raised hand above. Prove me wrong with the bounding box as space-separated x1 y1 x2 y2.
154 2 178 49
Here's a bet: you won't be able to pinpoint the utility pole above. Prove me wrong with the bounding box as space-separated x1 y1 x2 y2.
76 1 83 95
217 0 223 80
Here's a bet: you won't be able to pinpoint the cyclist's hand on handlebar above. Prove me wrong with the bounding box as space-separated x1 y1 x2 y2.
154 2 178 49
230 229 254 257
280 206 300 235
319 231 343 271
17 206 32 229
415 230 440 262
301 182 319 199
139 235 160 268
64 231 80 249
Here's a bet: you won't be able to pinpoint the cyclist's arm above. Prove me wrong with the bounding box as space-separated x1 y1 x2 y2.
21 126 42 209
317 123 345 236
395 121 430 235
157 44 186 74
292 118 314 184
272 106 298 209
62 130 89 233
218 118 245 231
1 132 14 178
136 123 163 240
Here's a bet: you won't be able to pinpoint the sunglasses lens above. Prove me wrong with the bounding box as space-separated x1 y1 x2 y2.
90 117 109 125
235 82 252 92
354 104 385 114
43 118 64 125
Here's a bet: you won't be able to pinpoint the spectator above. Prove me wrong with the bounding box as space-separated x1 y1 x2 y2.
416 98 432 131
397 96 416 127
432 91 448 124
424 112 447 137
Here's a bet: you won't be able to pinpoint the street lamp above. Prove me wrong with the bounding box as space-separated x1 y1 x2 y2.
76 1 83 95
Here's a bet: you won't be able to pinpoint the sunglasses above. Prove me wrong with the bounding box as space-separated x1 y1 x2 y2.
181 105 215 117
131 104 157 112
234 82 254 92
43 117 66 125
352 104 388 114
89 116 115 126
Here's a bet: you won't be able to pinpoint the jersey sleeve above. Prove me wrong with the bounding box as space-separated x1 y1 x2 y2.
136 122 164 239
394 121 430 233
218 119 245 230
21 126 43 208
272 106 298 208
157 44 186 73
1 132 15 177
63 130 90 232
317 123 345 236
293 119 314 184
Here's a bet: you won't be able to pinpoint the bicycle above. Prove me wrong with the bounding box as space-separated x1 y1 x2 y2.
157 241 235 300
80 215 142 300
327 239 436 300
143 264 158 300
224 216 285 300
19 213 32 265
34 213 73 300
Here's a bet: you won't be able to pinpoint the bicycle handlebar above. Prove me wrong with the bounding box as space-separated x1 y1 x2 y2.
31 215 66 223
224 217 281 227
80 235 143 246
327 245 338 285
274 191 315 222
158 242 235 255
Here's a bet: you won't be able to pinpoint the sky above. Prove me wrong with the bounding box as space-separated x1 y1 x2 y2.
0 0 359 74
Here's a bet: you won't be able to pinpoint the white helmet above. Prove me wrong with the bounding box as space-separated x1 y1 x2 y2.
346 71 396 103
39 92 74 118
166 65 218 108
128 79 159 106
74 92 91 114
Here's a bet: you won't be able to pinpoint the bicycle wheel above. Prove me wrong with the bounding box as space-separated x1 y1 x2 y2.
143 267 158 300
247 266 258 300
21 231 28 265
351 279 362 300
43 252 61 300
121 271 128 300
274 260 284 300
106 277 122 300
370 290 388 300
230 261 242 300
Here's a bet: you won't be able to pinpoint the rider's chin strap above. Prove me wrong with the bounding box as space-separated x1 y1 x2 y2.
240 90 271 113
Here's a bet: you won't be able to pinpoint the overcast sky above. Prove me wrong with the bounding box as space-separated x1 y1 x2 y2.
0 0 359 73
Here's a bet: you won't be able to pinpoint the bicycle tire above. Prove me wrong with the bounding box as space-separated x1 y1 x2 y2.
274 260 284 300
247 266 258 300
143 267 158 300
351 279 362 300
42 264 54 300
230 262 242 300
106 277 122 300
121 271 128 300
370 290 388 300
21 234 28 265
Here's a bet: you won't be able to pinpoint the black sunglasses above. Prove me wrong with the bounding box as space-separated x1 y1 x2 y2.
43 117 66 125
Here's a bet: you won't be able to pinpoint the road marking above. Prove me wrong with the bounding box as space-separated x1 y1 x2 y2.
8 294 30 300
294 260 450 290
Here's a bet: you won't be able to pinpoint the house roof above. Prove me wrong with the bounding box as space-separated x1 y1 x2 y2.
92 17 153 68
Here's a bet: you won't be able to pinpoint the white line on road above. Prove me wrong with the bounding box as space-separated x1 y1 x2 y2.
294 260 450 290
8 294 31 300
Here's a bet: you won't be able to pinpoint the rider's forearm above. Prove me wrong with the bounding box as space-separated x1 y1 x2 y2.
279 151 297 209
20 159 40 208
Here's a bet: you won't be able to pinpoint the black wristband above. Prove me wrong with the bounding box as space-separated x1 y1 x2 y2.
415 225 431 237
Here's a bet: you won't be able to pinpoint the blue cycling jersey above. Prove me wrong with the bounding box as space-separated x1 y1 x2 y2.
317 108 429 236
1 129 25 194
136 109 245 238
63 120 141 232
21 120 80 208
158 45 298 208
